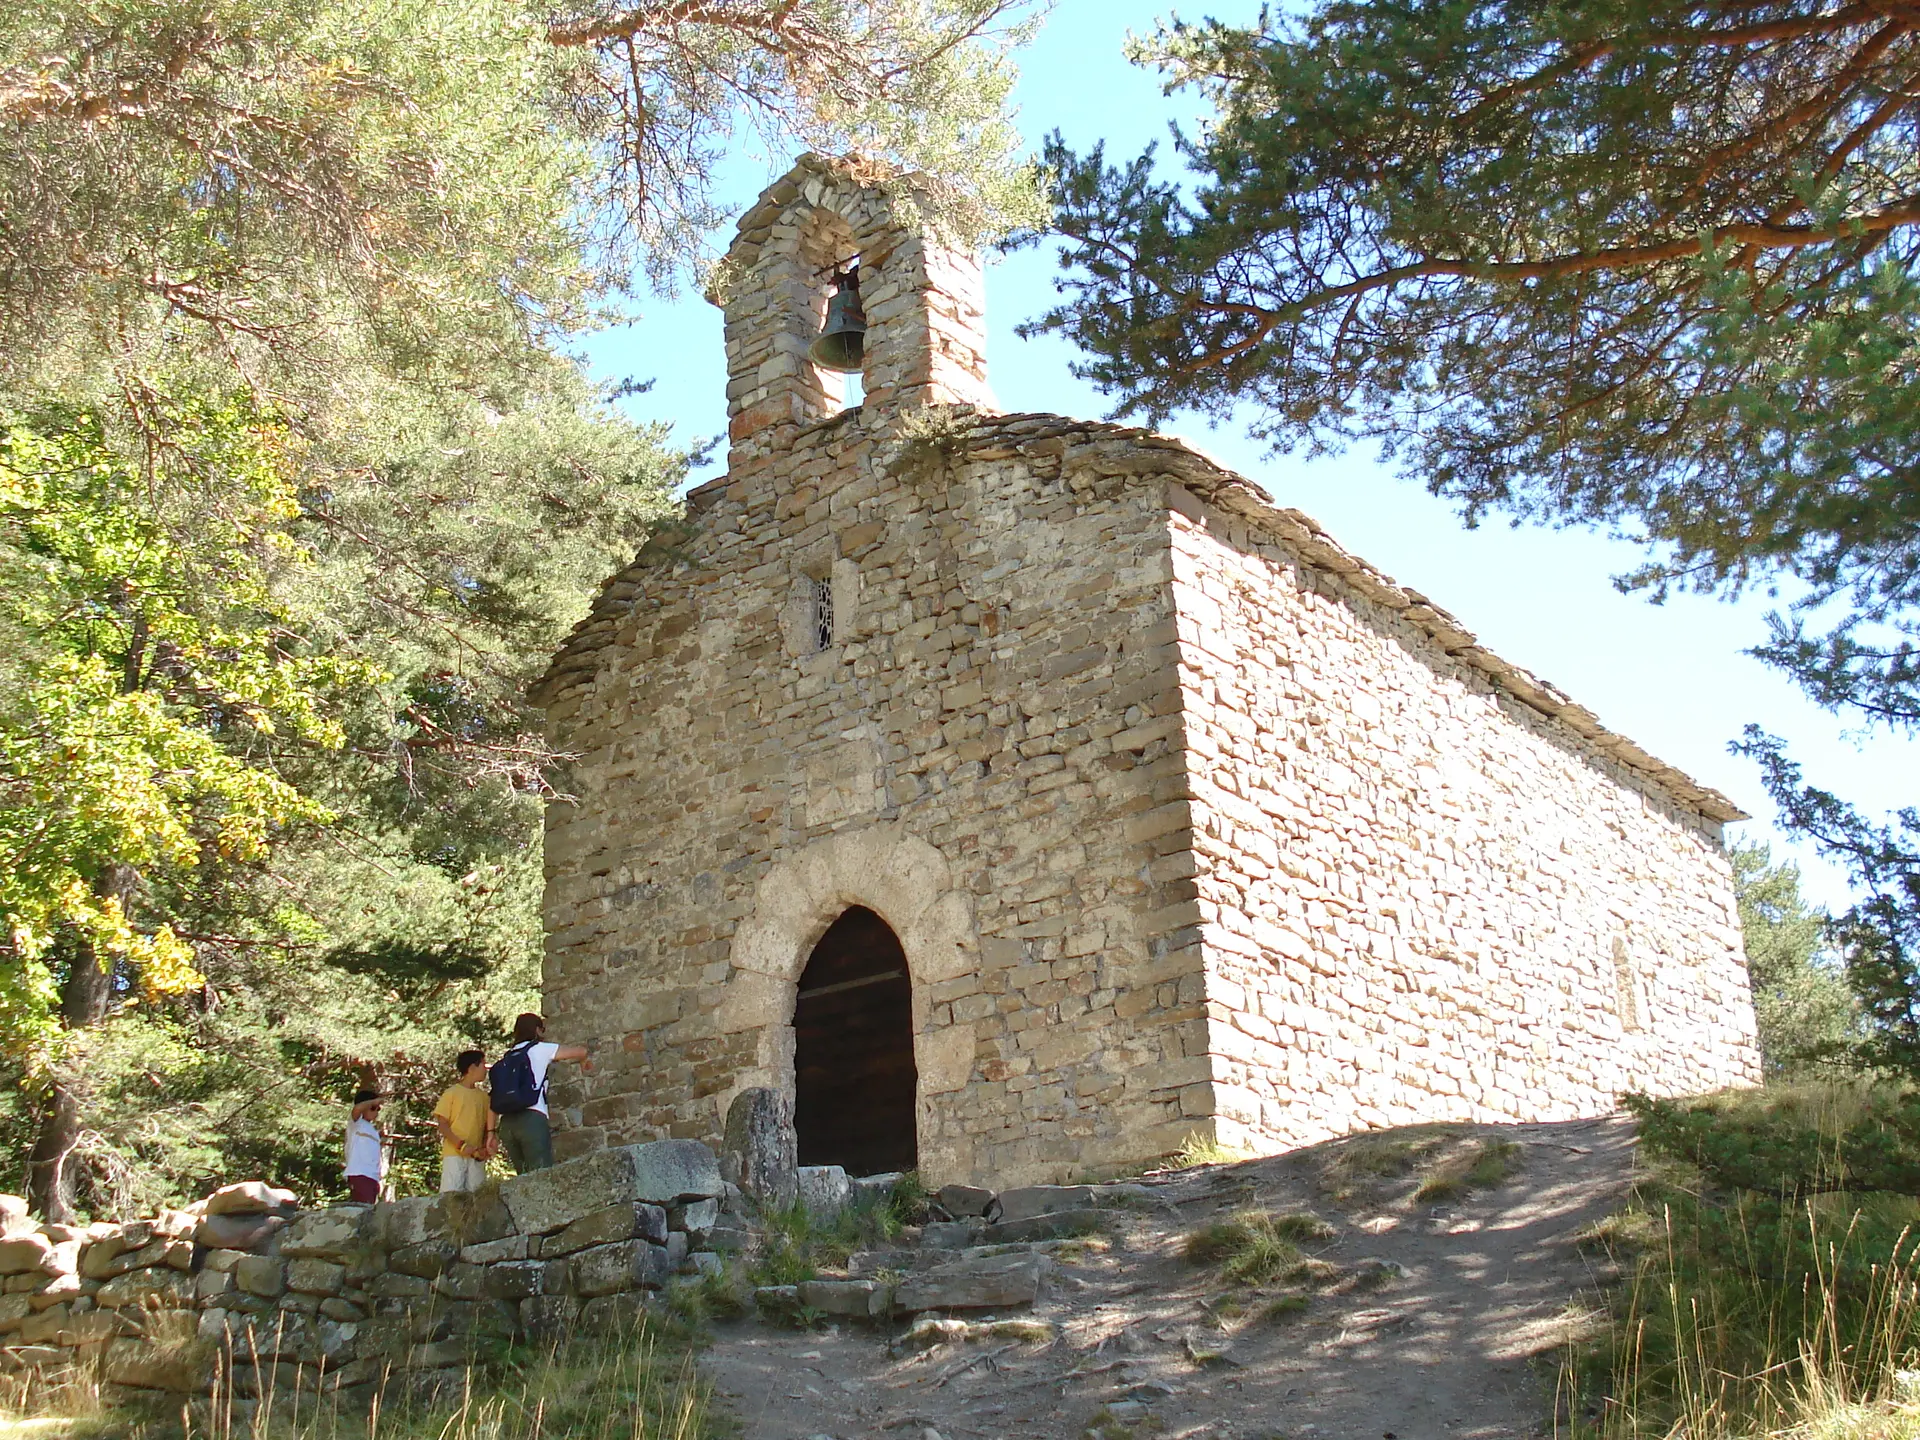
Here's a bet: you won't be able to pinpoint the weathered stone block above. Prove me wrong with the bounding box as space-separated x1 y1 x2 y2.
430 1184 515 1246
459 1235 529 1265
365 1272 430 1300
797 1166 851 1218
570 1241 671 1297
234 1255 286 1299
194 1214 288 1252
0 1235 75 1277
483 1262 544 1301
389 1240 456 1279
29 1272 81 1309
545 1203 668 1258
667 1199 718 1238
286 1258 346 1295
992 1186 1097 1223
894 1252 1049 1313
79 1233 130 1280
281 1209 368 1259
578 1292 650 1333
407 1340 473 1369
433 1263 486 1301
938 1184 994 1218
204 1182 297 1217
499 1142 720 1235
96 1268 194 1309
104 1338 214 1391
797 1279 892 1319
374 1197 447 1250
519 1293 580 1339
721 1087 797 1207
0 1292 32 1332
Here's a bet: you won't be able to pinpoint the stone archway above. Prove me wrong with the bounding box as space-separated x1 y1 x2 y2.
715 824 980 1182
793 906 917 1173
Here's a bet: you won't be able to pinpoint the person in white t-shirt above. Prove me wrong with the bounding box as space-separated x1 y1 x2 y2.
343 1088 387 1203
492 1013 589 1173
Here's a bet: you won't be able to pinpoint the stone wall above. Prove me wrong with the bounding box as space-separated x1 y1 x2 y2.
1164 490 1761 1149
0 1143 729 1407
537 411 1214 1187
537 404 1759 1188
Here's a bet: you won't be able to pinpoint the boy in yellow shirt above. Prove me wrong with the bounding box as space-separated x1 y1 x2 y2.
432 1050 494 1193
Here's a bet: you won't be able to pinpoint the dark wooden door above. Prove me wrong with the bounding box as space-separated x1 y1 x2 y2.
792 906 919 1175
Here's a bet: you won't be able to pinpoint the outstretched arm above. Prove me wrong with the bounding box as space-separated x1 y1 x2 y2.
555 1043 589 1062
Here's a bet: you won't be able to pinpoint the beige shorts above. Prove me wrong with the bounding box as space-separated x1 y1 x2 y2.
438 1154 488 1193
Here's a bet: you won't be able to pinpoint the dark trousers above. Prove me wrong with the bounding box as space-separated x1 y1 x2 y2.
496 1109 553 1173
346 1174 380 1203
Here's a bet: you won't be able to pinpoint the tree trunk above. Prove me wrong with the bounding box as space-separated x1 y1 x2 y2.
25 863 133 1222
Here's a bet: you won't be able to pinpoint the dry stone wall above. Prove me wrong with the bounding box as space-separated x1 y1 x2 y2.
0 1143 729 1408
1164 493 1761 1148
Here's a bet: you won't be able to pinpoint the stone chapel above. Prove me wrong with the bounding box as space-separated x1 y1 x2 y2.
532 156 1761 1188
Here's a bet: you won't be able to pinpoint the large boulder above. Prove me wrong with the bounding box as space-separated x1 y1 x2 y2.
0 1195 29 1235
499 1141 721 1236
204 1181 298 1217
721 1088 797 1208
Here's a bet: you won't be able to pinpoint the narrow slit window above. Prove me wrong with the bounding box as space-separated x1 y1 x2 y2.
812 575 834 652
1613 936 1641 1032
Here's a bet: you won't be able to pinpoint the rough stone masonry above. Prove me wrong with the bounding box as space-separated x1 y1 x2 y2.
0 1143 730 1406
532 155 1760 1190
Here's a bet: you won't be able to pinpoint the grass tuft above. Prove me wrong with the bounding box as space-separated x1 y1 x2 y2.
1170 1131 1258 1170
1258 1293 1312 1325
1184 1208 1337 1288
1413 1139 1521 1204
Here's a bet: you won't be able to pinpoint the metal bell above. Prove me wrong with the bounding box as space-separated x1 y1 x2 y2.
809 267 866 373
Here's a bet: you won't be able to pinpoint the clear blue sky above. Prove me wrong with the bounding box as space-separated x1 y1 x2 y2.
579 0 1915 914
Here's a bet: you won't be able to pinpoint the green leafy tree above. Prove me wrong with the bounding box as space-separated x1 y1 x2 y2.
1030 0 1920 1072
1 0 1043 1217
1732 842 1854 1076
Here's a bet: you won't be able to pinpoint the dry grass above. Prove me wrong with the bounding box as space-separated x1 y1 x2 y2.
1415 1139 1522 1204
1319 1125 1463 1207
0 1318 718 1440
1183 1208 1335 1287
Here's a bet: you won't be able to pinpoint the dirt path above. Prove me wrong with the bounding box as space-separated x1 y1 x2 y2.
700 1116 1636 1440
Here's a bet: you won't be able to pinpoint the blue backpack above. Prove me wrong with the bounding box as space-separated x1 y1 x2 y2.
489 1043 542 1115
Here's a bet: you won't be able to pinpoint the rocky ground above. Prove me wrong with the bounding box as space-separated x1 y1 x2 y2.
700 1116 1637 1440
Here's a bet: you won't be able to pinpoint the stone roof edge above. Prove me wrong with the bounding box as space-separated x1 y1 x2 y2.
531 406 1747 826
944 411 1748 826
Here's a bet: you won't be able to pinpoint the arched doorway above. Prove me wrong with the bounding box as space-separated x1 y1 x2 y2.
792 906 918 1174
